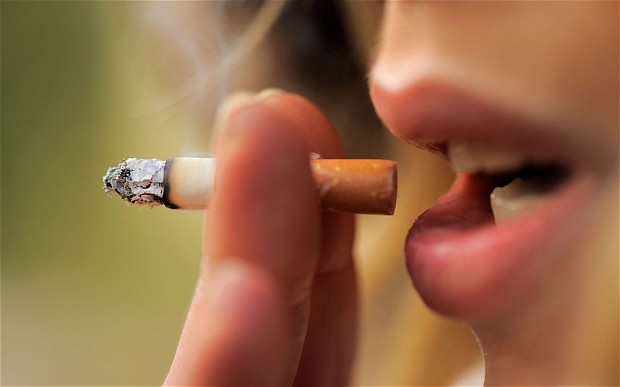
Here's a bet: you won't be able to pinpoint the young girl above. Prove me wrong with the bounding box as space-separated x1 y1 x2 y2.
159 1 619 385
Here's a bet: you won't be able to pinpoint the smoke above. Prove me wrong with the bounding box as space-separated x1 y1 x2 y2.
128 1 288 156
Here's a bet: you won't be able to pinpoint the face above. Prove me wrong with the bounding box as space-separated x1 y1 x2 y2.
369 1 619 321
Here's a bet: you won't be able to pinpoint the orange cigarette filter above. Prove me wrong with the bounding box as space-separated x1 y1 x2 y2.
310 159 397 215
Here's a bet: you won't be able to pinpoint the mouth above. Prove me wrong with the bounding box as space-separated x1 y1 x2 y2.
371 81 607 318
434 143 572 229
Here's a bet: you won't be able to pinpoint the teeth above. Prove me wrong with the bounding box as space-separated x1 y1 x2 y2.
448 142 525 173
490 178 546 224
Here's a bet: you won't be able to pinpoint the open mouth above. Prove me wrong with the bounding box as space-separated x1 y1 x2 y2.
408 136 586 248
405 139 595 318
371 82 605 317
442 140 572 228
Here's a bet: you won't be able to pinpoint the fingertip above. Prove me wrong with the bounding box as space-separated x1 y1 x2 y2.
211 89 343 158
223 100 310 156
211 91 255 155
260 92 345 158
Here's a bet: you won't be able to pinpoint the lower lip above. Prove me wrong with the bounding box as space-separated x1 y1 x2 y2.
404 171 596 319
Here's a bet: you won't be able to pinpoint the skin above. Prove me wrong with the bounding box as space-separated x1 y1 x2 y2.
370 2 618 385
165 1 618 385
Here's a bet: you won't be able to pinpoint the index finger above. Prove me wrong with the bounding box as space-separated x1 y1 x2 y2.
262 92 358 385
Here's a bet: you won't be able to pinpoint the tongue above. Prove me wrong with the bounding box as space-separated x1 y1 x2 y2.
413 174 496 233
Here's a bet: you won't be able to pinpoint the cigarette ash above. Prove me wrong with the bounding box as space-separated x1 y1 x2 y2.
103 158 165 206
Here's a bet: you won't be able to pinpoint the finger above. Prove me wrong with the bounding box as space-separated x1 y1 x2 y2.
167 96 322 386
207 98 323 383
294 212 358 385
164 258 289 386
262 92 359 385
207 100 322 305
260 91 344 159
261 92 356 271
294 263 358 386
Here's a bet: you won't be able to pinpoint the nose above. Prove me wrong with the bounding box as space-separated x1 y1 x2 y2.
368 1 428 139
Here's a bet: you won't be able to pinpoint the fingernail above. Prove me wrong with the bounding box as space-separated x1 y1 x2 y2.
254 88 285 102
211 92 255 154
213 88 285 137
309 151 322 160
213 92 255 136
211 88 288 155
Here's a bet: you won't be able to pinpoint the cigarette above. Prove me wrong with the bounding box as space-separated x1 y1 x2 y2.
103 157 397 215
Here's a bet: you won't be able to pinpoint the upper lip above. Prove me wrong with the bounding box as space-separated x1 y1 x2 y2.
370 79 608 173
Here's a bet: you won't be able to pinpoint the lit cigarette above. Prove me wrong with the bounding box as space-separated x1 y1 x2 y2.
103 157 397 215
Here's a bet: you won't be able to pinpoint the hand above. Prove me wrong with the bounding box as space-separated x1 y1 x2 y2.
164 91 357 386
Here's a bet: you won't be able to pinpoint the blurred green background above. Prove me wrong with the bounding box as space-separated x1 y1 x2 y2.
2 2 206 385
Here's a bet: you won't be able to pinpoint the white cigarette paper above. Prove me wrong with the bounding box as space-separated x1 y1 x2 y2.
103 157 397 215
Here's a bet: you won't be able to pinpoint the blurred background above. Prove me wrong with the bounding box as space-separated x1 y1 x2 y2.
2 2 476 385
2 2 207 385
